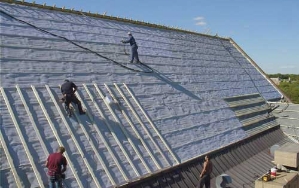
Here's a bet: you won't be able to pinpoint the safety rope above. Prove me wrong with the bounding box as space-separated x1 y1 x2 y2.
0 9 153 73
219 39 265 99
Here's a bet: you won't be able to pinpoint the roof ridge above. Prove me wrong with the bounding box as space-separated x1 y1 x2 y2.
0 0 229 40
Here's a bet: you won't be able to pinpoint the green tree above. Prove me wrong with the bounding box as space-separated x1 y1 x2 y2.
279 82 299 104
268 74 299 104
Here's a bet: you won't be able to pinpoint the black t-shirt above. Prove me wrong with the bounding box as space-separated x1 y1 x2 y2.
61 81 77 95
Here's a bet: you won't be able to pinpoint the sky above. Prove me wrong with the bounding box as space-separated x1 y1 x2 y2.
34 0 299 74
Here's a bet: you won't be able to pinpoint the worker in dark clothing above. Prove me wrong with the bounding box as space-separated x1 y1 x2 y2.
46 146 67 188
61 79 85 116
197 155 213 188
121 32 140 63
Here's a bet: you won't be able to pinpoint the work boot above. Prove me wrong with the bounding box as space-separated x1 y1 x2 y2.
66 108 72 117
79 111 86 115
65 105 71 116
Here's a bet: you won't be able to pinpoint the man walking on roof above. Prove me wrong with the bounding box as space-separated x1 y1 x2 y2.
46 146 67 188
121 32 140 63
197 155 213 188
61 79 85 116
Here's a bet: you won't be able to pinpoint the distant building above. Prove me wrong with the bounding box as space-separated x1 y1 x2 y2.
271 77 281 85
270 77 292 85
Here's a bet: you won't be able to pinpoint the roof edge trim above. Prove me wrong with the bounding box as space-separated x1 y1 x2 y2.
228 38 292 103
118 125 281 187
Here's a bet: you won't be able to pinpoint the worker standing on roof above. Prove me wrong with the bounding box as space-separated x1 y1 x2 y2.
121 32 140 63
61 79 85 116
46 146 67 188
197 155 213 188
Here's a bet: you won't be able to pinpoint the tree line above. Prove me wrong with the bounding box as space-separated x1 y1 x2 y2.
268 74 299 104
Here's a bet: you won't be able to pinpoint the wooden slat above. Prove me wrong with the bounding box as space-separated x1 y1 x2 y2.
70 105 116 186
0 87 45 188
123 83 180 165
16 85 49 157
31 85 84 188
59 85 116 186
114 83 164 169
45 85 102 188
0 121 22 187
104 83 152 173
81 84 129 182
92 83 141 177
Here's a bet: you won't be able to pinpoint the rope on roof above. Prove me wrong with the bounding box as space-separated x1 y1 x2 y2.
0 9 154 73
219 39 268 102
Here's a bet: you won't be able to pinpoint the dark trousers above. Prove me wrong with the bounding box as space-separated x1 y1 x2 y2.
197 174 210 188
65 94 84 113
130 45 139 63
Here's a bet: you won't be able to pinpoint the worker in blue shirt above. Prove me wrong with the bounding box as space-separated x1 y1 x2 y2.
121 32 140 63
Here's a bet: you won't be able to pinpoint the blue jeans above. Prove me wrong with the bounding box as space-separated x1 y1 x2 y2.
130 45 139 63
49 176 62 188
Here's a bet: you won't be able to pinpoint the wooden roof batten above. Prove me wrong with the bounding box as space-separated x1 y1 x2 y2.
0 87 45 188
0 0 228 40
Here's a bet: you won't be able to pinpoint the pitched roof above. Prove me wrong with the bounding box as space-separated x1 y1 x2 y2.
0 1 291 187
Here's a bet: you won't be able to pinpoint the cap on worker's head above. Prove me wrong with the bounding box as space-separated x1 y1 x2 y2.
58 146 65 153
64 79 70 82
127 32 132 35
